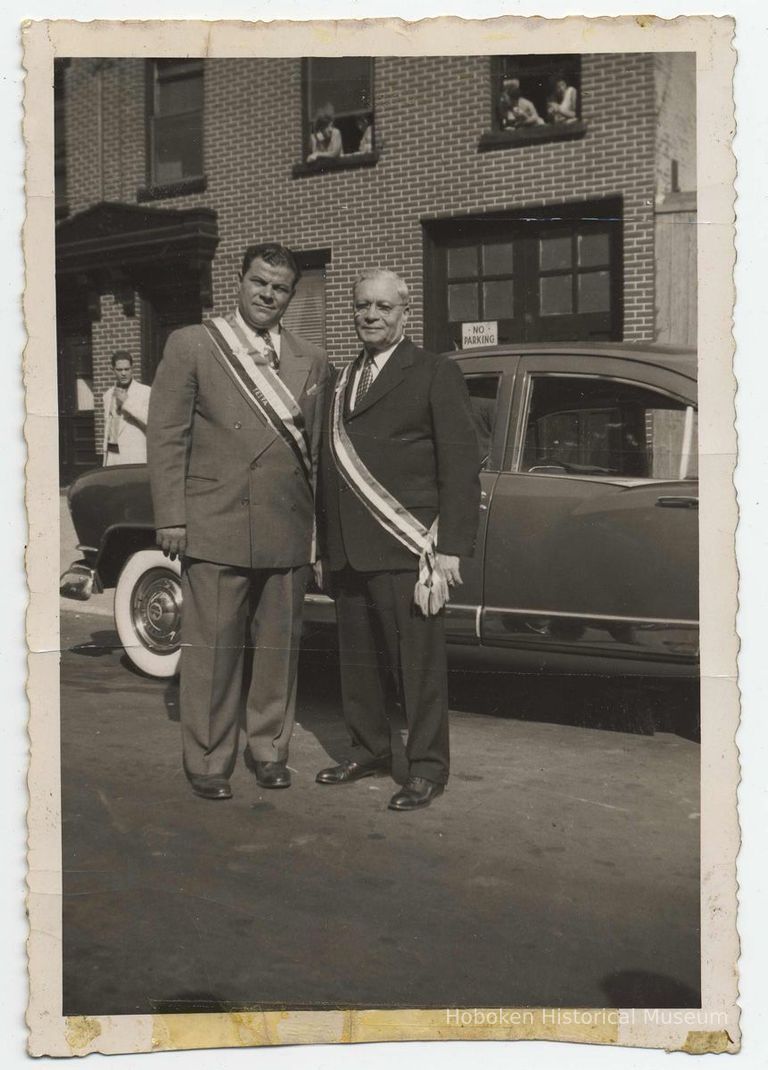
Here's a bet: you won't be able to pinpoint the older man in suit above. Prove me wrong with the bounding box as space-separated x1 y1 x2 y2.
316 269 480 810
148 242 329 801
102 351 151 465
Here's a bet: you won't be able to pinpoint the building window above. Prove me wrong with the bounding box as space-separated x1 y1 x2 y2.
146 59 204 190
295 58 376 175
423 202 622 351
479 55 585 151
54 59 68 218
494 54 581 129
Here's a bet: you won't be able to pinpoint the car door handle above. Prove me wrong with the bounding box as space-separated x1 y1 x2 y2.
655 496 699 509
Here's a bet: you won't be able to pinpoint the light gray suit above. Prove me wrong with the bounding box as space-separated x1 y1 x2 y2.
147 315 329 777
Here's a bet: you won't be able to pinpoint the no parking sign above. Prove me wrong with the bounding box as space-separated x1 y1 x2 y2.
461 321 498 348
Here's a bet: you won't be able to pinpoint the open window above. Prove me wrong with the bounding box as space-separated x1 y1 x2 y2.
480 55 586 151
295 59 377 176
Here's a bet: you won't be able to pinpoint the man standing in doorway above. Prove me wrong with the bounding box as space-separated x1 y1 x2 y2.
316 269 480 810
148 243 329 801
102 351 151 466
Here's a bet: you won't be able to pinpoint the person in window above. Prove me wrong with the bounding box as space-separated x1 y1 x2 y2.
547 75 579 123
307 108 343 162
354 112 373 154
498 77 545 128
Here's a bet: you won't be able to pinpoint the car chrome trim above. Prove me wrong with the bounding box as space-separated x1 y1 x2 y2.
484 606 698 626
482 607 699 662
443 602 482 645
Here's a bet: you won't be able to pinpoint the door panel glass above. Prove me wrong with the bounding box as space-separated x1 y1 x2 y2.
483 279 514 319
539 235 572 270
447 246 478 279
539 275 572 316
448 282 479 322
577 232 610 267
482 241 515 275
578 270 611 313
519 374 696 479
463 372 501 467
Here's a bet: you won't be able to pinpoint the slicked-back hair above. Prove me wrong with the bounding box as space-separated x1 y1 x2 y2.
241 243 301 287
111 350 133 368
353 269 410 306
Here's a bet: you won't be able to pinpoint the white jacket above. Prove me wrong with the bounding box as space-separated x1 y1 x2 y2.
102 380 151 465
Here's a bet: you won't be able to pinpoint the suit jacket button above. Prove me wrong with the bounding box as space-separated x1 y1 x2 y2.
240 498 249 506
251 460 260 469
234 421 242 429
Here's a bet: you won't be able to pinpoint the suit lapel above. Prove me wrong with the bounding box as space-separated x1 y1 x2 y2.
347 339 415 420
206 326 279 462
278 328 311 401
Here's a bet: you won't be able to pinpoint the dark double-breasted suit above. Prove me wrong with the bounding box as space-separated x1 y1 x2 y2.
319 338 480 784
148 317 329 777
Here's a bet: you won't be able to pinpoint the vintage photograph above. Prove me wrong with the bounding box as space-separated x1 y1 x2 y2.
24 15 738 1058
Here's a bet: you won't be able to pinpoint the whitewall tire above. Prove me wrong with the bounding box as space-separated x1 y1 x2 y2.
114 549 182 678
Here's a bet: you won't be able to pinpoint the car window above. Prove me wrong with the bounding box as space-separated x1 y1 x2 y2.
463 373 502 469
518 374 698 479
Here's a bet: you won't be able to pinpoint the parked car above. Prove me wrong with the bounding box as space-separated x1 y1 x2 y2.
61 342 698 681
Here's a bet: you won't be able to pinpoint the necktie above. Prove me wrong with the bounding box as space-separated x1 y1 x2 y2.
258 329 279 371
355 352 375 407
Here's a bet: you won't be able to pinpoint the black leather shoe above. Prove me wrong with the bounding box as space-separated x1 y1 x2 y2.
254 760 291 789
188 774 232 800
388 776 445 811
316 757 392 785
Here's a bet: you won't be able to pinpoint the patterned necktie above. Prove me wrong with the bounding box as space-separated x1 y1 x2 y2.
258 329 279 371
355 352 376 407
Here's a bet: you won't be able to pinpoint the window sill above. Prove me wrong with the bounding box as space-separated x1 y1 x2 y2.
136 175 208 202
292 152 379 178
478 121 587 152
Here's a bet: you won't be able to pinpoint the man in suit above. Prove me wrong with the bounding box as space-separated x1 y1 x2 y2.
102 351 151 465
148 243 329 801
316 269 480 811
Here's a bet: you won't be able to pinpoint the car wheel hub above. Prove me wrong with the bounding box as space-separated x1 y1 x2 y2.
131 568 182 654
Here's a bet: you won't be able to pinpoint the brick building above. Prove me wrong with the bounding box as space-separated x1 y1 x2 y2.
54 52 696 482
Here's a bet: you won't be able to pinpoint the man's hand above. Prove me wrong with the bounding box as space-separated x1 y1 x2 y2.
312 559 326 591
114 386 127 411
436 553 462 587
157 526 187 560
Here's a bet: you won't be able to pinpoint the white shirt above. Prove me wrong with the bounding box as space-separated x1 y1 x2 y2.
351 337 405 409
235 308 282 362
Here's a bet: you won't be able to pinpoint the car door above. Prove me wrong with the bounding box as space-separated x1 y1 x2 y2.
480 352 699 665
444 355 516 644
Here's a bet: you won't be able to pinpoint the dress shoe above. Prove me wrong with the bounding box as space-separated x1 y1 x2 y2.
187 774 232 800
388 776 445 811
316 757 392 785
254 760 291 789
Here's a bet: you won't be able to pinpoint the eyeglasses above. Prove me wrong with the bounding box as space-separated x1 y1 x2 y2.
353 301 408 317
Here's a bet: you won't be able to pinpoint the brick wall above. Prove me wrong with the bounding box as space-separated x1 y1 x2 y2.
62 53 660 383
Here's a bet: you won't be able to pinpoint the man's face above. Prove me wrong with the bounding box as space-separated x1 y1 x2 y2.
114 359 133 387
238 256 297 331
353 276 409 354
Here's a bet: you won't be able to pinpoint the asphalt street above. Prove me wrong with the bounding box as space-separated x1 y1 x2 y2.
60 609 700 1017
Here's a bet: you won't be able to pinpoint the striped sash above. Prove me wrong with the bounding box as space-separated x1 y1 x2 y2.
203 315 313 487
330 362 449 616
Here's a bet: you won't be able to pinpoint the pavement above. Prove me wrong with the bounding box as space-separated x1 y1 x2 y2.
60 609 701 1017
